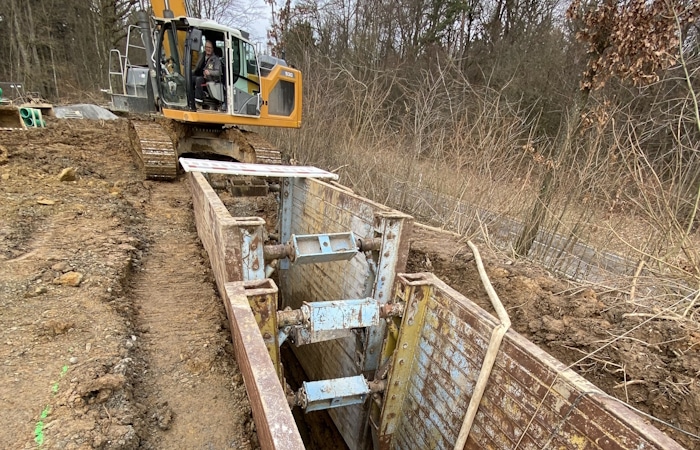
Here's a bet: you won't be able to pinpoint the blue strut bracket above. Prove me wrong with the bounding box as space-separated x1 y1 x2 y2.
291 232 358 264
301 375 370 412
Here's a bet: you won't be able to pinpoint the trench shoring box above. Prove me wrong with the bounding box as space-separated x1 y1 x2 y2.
188 171 682 450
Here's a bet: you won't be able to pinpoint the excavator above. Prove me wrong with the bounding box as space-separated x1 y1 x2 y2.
106 0 301 179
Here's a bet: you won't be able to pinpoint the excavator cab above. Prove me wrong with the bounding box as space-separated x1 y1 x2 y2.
106 13 300 179
154 17 302 129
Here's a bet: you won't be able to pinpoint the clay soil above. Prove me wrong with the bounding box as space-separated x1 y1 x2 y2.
0 117 698 449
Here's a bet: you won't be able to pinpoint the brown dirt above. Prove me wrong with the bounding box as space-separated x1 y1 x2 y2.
0 119 256 449
1 118 698 449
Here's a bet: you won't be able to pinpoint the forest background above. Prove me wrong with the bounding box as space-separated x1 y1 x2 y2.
1 0 700 341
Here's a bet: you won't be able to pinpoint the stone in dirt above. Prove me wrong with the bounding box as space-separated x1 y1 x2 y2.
53 271 83 286
51 261 71 272
58 167 77 181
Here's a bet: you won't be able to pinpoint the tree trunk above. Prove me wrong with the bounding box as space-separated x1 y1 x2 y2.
515 170 555 256
514 88 591 257
12 1 32 85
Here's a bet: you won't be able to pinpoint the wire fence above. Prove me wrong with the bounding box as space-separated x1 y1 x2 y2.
382 177 689 298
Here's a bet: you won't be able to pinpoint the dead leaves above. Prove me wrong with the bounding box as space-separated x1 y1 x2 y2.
567 0 700 90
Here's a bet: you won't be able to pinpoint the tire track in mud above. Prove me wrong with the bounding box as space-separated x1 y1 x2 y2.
130 179 255 449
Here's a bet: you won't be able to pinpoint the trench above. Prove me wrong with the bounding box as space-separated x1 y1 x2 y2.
213 184 351 449
281 344 350 450
129 167 692 449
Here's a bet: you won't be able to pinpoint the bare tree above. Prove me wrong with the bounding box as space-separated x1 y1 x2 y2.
514 0 700 256
189 0 267 35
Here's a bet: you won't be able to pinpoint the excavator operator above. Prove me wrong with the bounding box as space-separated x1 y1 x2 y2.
192 40 221 102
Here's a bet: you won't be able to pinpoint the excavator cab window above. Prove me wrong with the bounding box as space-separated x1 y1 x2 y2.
156 22 187 108
231 39 240 82
243 42 259 80
189 31 226 110
229 36 261 117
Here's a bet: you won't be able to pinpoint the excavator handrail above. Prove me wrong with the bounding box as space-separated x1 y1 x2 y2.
108 23 154 97
107 49 126 95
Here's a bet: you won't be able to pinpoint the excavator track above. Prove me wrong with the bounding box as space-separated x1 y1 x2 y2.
128 119 283 180
240 130 282 165
130 120 178 180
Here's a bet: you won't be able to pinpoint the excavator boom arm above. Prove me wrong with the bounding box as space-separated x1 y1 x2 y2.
150 0 190 18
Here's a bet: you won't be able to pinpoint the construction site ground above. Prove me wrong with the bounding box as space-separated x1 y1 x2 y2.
0 118 698 449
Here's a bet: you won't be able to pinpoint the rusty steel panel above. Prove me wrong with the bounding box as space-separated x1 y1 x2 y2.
379 273 684 450
189 173 301 448
188 171 242 287
224 282 304 450
188 171 266 288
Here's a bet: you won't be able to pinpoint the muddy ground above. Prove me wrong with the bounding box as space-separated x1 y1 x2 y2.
0 118 698 449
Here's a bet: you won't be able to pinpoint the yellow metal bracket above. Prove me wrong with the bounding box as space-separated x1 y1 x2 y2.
373 273 433 446
243 279 283 382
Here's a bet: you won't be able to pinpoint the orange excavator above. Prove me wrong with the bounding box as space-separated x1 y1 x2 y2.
106 0 301 179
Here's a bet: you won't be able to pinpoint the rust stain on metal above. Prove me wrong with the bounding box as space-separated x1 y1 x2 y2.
188 172 245 288
225 282 304 450
250 233 260 250
378 277 431 443
244 280 283 382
